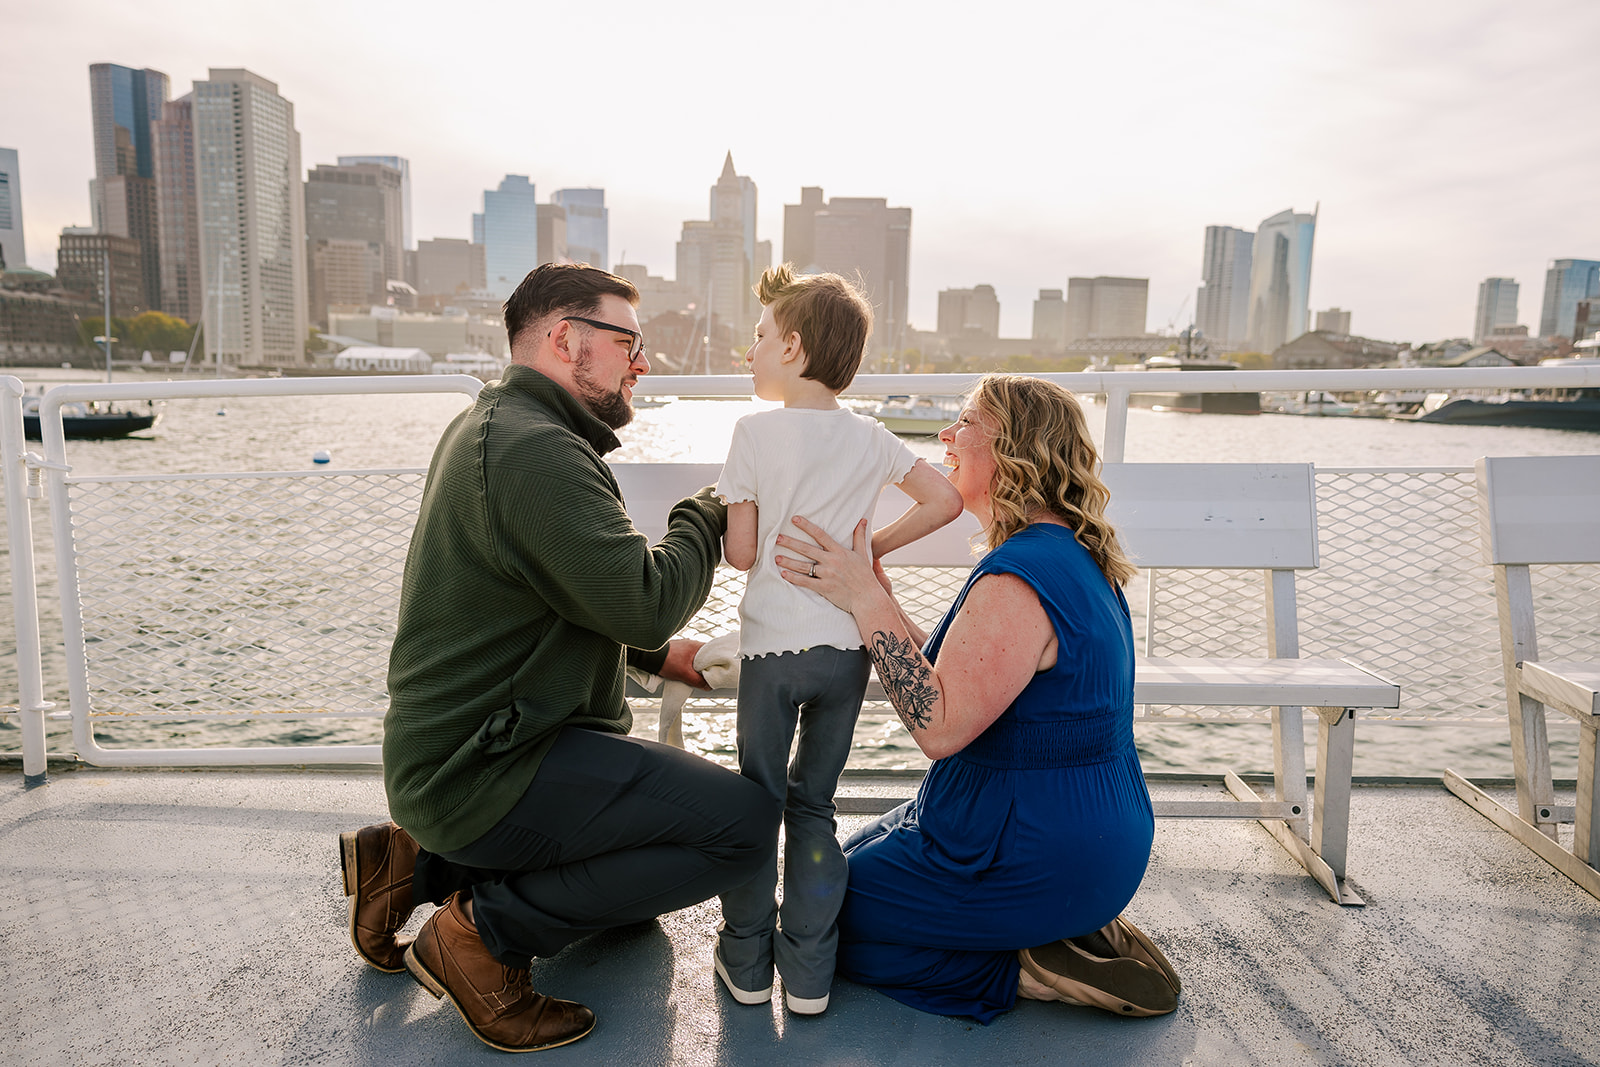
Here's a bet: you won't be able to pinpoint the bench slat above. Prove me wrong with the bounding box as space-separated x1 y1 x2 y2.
1134 656 1400 709
1519 661 1600 717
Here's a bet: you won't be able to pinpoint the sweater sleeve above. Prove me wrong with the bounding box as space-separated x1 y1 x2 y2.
490 437 726 651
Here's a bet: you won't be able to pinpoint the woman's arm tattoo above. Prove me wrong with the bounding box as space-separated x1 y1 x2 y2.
871 630 938 732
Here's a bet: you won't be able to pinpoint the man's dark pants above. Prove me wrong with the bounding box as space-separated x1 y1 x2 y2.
413 726 781 966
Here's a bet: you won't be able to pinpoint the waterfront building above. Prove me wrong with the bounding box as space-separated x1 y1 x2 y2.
305 161 405 326
1032 289 1068 348
192 69 309 367
413 238 486 302
310 239 384 323
1315 308 1351 335
536 203 567 267
1066 276 1149 340
1244 207 1317 353
1271 330 1404 369
0 147 24 271
1195 225 1253 348
326 307 505 358
481 176 539 299
1407 338 1475 365
1474 277 1519 343
938 286 1000 339
1574 298 1600 343
551 189 607 269
88 64 170 312
1424 346 1515 368
781 185 910 358
151 96 201 323
56 229 145 317
783 187 824 272
336 156 412 250
612 263 696 331
1538 259 1600 340
330 346 433 374
0 266 101 364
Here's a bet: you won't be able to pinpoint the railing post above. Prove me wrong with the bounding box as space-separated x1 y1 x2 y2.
1102 388 1130 463
1 377 50 784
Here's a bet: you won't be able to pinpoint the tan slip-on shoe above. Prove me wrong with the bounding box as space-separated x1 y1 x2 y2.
404 893 596 1053
339 820 420 972
1019 919 1180 1018
1092 916 1181 996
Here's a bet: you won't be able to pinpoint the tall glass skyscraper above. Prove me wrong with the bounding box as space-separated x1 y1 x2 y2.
1196 225 1254 348
1244 206 1317 353
193 69 307 367
0 146 24 271
552 188 608 270
1474 277 1519 343
1538 259 1600 340
482 176 538 300
89 63 169 310
152 95 201 323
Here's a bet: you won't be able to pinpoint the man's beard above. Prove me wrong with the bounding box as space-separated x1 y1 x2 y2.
572 340 634 430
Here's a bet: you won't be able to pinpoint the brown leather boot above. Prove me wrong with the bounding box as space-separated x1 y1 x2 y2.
404 893 596 1052
339 820 420 972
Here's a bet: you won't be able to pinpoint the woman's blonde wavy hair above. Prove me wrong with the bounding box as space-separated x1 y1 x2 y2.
968 374 1137 587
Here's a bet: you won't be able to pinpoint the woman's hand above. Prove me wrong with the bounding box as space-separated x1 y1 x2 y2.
774 516 888 617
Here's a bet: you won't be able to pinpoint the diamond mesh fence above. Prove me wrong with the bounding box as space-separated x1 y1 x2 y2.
68 471 423 721
56 466 1597 733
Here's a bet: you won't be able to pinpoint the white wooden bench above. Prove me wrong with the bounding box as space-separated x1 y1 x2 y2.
1444 454 1600 900
615 461 1399 906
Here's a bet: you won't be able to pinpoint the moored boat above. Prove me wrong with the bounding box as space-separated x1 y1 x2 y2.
22 394 161 440
865 394 963 435
1407 356 1600 432
1128 356 1261 415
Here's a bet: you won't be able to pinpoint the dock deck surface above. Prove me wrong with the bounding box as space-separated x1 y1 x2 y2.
4 766 1598 1066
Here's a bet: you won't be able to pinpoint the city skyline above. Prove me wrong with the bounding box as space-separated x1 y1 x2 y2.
4 0 1597 344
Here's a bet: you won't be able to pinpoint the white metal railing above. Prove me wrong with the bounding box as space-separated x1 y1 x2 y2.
1 376 51 779
1 366 1597 768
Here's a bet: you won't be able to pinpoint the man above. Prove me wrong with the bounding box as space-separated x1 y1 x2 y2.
338 263 779 1053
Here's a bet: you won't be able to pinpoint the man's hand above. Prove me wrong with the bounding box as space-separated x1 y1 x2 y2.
659 639 710 689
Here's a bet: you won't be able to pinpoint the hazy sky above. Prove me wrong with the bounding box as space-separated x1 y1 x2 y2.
4 0 1597 343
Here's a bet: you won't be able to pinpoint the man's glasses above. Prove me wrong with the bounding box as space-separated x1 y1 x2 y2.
561 316 646 362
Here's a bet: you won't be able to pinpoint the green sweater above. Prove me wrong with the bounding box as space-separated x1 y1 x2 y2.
383 365 726 852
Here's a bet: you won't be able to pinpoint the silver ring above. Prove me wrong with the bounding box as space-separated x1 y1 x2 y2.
809 562 817 578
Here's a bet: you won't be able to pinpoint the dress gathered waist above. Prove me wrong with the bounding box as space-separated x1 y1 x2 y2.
954 714 1129 769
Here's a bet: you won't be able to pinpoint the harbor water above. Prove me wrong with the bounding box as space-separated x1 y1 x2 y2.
2 368 1595 779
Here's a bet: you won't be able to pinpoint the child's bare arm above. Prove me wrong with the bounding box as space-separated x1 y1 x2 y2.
724 500 759 570
870 459 963 559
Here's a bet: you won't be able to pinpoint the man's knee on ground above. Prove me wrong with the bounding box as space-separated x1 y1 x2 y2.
722 775 783 862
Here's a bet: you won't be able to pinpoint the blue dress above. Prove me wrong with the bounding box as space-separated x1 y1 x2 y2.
835 524 1153 1023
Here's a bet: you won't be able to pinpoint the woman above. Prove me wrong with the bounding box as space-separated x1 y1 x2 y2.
774 375 1179 1023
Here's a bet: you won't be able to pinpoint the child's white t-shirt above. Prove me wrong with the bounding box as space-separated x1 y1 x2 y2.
717 406 918 658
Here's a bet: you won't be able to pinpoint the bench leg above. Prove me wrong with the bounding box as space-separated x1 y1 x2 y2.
1509 692 1560 840
1225 770 1362 907
1271 705 1310 839
1578 723 1600 867
1313 707 1355 880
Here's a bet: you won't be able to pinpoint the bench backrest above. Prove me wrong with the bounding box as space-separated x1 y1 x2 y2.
1476 455 1600 566
612 460 1319 572
1104 463 1318 570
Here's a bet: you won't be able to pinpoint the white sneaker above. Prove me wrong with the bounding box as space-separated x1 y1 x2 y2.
784 989 830 1015
713 945 772 1005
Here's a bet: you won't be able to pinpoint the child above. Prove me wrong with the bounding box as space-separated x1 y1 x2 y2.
713 264 963 1014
